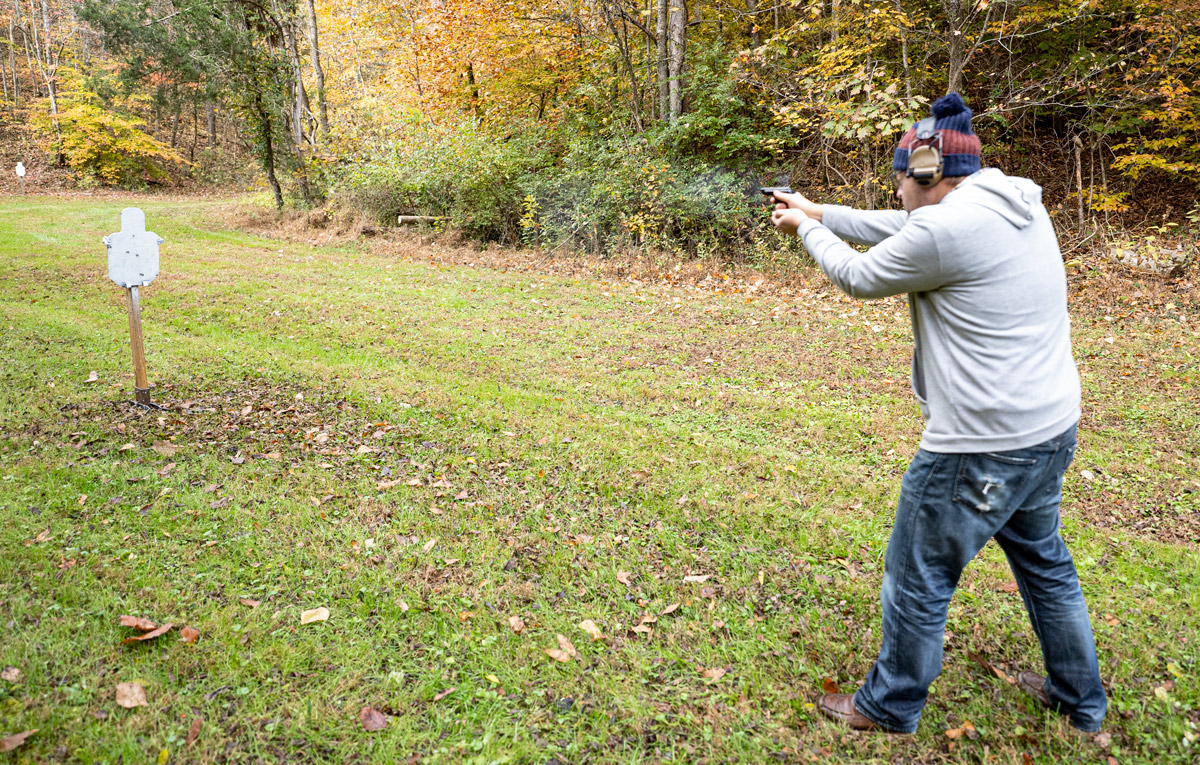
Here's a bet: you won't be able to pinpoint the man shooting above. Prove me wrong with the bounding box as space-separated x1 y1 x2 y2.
769 93 1107 735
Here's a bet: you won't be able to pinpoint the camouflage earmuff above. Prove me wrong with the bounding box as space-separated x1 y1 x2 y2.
906 117 944 187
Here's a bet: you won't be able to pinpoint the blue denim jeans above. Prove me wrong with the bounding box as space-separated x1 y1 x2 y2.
852 424 1107 733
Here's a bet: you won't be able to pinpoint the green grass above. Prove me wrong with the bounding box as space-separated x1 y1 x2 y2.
1 194 1198 763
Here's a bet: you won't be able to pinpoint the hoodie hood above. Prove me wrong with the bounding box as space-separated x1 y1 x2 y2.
947 168 1039 229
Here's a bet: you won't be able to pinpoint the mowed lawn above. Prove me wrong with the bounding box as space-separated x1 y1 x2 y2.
1 194 1197 764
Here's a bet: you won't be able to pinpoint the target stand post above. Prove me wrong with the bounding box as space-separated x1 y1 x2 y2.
104 208 164 407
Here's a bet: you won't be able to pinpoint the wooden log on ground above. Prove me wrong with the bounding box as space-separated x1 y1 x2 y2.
397 215 445 226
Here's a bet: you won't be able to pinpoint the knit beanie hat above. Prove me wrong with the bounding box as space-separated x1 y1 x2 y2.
892 92 981 177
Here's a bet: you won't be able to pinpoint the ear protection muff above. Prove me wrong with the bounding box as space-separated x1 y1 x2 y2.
906 117 943 187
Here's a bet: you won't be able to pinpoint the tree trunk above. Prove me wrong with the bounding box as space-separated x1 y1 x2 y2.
7 21 18 104
256 95 284 211
465 61 481 121
668 0 687 120
207 101 217 147
656 0 668 120
944 0 965 92
303 0 329 138
746 0 761 47
895 0 912 99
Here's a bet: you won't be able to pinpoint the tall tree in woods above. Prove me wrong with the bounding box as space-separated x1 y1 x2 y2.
83 0 316 208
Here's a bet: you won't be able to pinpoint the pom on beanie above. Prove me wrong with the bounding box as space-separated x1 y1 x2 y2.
892 92 981 178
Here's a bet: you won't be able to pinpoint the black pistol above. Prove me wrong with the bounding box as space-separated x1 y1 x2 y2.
760 186 794 203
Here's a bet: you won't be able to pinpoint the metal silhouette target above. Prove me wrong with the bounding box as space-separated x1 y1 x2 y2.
104 207 163 288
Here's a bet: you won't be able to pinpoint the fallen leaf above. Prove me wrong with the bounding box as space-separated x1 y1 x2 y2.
85 370 99 383
115 681 148 708
433 687 456 702
822 678 840 694
422 538 437 553
33 530 51 544
186 717 203 749
119 443 136 452
683 574 711 583
0 666 19 682
1104 613 1120 627
579 619 604 641
557 634 577 657
661 603 680 616
1092 731 1112 747
0 730 37 752
122 622 174 645
230 453 245 465
398 600 410 613
158 462 176 477
301 607 330 625
238 598 260 608
546 634 577 662
700 667 727 680
631 623 653 634
360 706 388 731
508 615 526 634
119 615 159 632
180 626 200 644
997 581 1020 594
616 571 633 586
152 441 177 457
945 720 977 740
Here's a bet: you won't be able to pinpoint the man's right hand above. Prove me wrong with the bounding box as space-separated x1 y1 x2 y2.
771 190 823 223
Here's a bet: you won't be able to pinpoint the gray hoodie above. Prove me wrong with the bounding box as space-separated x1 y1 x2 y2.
795 168 1080 453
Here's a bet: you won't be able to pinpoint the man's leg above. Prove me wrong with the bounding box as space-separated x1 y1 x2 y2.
994 429 1107 731
849 450 1010 733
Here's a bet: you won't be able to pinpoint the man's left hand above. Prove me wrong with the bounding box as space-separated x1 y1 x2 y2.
771 207 809 237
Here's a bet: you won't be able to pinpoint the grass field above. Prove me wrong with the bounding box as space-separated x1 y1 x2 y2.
1 194 1198 763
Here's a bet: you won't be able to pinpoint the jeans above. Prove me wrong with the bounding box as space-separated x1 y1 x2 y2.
852 424 1107 733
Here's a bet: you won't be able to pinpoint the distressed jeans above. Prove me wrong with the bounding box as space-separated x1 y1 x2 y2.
853 424 1107 733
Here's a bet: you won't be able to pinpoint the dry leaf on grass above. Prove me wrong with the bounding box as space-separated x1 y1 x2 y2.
359 706 389 731
115 681 147 708
433 688 456 702
700 667 728 680
121 623 174 645
822 677 840 694
546 634 577 662
186 717 203 749
180 626 200 644
238 598 260 608
616 571 633 586
300 607 330 625
661 603 680 616
1 666 19 682
0 730 37 752
422 538 437 553
579 619 604 641
945 720 978 740
682 574 711 583
508 615 526 634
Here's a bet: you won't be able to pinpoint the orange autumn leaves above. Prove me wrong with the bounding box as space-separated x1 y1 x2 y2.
118 615 200 646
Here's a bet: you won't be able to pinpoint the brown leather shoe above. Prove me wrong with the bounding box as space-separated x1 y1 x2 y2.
1018 671 1052 708
818 693 878 731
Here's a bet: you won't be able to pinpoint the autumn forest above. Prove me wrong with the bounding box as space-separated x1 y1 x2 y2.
1 0 1197 258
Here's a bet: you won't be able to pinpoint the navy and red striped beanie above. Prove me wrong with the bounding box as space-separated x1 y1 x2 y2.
892 92 981 178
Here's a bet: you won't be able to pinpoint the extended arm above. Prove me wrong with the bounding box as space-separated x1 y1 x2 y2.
796 215 945 299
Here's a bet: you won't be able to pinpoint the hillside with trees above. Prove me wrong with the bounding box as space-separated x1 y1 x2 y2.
3 0 1197 264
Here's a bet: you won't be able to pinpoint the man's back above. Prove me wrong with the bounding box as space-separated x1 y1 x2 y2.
806 168 1081 453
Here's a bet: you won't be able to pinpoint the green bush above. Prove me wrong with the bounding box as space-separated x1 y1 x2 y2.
335 111 806 263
